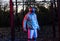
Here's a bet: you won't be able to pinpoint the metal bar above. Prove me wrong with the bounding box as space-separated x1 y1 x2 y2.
13 1 57 3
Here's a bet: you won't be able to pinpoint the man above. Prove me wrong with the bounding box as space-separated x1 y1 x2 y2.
22 7 40 41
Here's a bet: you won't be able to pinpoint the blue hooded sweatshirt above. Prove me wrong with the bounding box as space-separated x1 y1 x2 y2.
23 7 40 30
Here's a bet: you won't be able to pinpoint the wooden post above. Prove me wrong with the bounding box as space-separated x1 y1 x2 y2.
10 0 15 41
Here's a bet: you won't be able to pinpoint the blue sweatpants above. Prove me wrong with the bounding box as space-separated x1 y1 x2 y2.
28 29 37 39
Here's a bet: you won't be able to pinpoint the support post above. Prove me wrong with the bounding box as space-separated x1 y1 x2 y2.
10 0 15 41
57 0 60 41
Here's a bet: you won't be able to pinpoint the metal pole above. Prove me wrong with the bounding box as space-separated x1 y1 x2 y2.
15 0 18 29
53 0 56 8
52 0 56 38
23 0 24 11
34 0 35 7
16 0 18 15
50 0 56 40
57 0 60 41
10 0 15 41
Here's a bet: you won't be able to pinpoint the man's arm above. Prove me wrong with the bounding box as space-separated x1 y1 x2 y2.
22 14 27 31
35 14 40 30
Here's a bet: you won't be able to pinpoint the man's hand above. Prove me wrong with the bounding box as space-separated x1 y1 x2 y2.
37 28 40 30
23 29 27 32
37 27 40 30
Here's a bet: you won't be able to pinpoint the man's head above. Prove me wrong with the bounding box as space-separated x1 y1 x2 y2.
29 7 36 13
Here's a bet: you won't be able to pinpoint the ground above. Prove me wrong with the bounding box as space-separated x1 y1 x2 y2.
0 25 59 41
